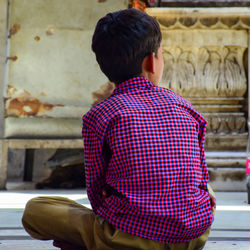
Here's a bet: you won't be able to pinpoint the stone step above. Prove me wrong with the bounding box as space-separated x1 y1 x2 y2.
0 190 249 249
0 227 249 249
1 228 249 239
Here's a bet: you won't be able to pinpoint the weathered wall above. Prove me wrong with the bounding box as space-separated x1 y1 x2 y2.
4 0 128 138
4 0 128 182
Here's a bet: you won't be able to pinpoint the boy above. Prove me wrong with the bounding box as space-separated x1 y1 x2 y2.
22 8 215 250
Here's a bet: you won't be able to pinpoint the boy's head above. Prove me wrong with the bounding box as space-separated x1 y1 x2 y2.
92 8 163 85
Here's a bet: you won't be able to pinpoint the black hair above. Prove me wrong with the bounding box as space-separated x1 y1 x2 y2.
92 8 162 85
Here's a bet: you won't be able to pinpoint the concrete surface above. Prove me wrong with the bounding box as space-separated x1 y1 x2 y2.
0 183 250 249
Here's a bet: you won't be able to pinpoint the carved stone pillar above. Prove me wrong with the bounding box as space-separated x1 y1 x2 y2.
147 8 250 190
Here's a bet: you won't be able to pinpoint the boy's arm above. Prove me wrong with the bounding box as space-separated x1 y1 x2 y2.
82 125 106 213
198 122 209 191
199 121 217 211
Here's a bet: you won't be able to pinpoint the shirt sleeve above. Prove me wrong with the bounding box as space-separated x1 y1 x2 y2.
198 121 209 191
82 125 106 213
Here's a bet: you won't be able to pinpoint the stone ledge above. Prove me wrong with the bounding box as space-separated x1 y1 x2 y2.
147 7 250 29
208 167 246 191
206 151 246 168
205 133 248 150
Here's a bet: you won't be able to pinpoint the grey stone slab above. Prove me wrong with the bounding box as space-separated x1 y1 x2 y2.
204 241 250 250
210 192 250 230
213 211 250 230
0 240 54 250
0 229 29 236
209 229 250 238
0 209 23 228
215 192 248 205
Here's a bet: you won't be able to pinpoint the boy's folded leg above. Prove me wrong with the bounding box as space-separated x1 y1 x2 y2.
22 196 214 250
22 196 145 250
22 196 96 248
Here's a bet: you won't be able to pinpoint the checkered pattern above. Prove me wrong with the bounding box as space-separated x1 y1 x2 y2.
82 77 214 243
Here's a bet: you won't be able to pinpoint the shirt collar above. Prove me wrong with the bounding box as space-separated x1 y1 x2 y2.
112 77 155 95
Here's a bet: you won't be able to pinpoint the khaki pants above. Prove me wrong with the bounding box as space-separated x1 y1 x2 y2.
22 188 215 250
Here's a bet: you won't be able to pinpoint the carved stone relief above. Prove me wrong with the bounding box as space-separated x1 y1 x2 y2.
205 114 246 134
162 46 247 96
158 28 248 143
160 29 247 98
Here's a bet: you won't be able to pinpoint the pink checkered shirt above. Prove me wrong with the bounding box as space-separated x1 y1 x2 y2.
82 77 214 243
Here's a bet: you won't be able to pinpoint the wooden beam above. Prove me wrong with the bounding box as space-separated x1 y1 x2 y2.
0 0 8 138
0 0 8 189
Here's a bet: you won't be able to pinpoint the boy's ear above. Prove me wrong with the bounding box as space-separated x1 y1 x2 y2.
142 53 155 74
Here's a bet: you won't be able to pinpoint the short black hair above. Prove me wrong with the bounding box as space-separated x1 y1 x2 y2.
92 8 162 85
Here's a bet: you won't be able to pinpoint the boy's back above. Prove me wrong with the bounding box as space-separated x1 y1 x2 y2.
82 76 214 243
22 8 214 249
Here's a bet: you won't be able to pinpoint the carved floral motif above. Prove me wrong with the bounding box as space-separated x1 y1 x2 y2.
161 46 247 97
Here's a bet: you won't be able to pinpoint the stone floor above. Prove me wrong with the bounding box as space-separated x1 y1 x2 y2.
0 183 250 249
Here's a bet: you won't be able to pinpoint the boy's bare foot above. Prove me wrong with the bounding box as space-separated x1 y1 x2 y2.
53 240 87 250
